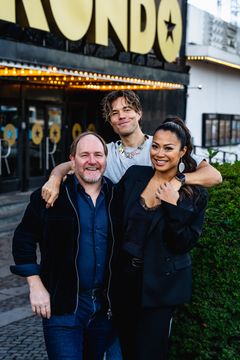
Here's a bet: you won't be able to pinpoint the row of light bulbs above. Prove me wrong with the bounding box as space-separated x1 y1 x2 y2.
187 56 240 70
0 61 184 90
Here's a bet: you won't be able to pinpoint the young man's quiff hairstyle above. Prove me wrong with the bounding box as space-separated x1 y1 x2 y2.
101 90 143 123
70 131 108 157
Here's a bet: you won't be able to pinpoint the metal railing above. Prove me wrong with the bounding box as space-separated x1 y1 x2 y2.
193 145 239 164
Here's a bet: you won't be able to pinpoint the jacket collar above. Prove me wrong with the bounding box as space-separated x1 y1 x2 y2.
64 174 113 203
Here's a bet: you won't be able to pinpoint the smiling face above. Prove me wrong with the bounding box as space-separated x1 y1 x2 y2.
109 96 142 136
150 130 187 176
70 134 106 185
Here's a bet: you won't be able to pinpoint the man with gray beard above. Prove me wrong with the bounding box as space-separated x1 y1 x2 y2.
10 132 115 360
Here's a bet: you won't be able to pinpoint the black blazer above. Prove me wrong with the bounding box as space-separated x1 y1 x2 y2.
110 165 208 307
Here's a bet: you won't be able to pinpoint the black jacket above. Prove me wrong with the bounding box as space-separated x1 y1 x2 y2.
10 175 114 315
110 166 208 307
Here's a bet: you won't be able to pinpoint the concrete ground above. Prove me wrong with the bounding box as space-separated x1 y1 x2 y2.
0 190 48 359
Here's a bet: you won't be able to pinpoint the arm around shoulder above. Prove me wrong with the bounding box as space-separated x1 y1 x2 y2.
41 161 72 207
185 160 222 188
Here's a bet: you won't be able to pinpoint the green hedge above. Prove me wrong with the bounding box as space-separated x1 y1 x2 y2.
170 161 240 360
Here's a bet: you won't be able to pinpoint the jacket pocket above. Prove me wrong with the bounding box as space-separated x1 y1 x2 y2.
158 254 192 275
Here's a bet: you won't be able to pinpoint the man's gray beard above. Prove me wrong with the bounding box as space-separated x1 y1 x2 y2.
80 173 102 184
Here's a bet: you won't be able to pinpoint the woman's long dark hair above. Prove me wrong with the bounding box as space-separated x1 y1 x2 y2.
153 116 197 199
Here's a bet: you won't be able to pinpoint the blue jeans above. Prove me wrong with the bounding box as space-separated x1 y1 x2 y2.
42 290 115 360
105 337 123 359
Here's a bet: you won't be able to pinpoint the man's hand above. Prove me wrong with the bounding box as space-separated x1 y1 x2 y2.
41 175 61 208
27 275 51 319
155 182 179 205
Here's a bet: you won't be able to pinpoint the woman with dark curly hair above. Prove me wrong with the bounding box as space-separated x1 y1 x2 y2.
109 117 208 360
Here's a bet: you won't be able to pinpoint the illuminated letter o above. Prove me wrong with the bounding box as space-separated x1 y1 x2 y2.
49 0 93 41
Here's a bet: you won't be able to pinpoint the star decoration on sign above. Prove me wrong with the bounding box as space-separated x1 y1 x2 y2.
164 12 176 42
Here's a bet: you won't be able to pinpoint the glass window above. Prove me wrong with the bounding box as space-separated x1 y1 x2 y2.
205 119 212 147
28 106 45 177
211 119 218 146
232 120 237 144
0 105 19 178
203 114 240 147
47 107 62 170
233 115 240 144
219 120 226 145
237 121 240 143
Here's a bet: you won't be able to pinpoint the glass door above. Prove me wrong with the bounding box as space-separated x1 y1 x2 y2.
0 104 20 192
28 105 45 178
0 101 65 192
27 103 64 188
47 106 63 170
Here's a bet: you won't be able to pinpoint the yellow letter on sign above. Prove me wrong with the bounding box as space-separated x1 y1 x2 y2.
21 0 50 31
95 0 128 51
130 0 156 54
48 0 93 41
0 0 15 22
0 0 49 31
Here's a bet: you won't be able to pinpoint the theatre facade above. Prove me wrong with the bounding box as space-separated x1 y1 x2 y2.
0 0 189 192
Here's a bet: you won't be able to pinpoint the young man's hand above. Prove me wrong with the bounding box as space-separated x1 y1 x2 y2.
41 175 61 208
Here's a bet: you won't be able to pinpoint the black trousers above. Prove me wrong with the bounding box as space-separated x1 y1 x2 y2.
112 253 174 360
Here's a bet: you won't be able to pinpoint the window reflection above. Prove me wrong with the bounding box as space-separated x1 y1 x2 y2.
203 114 240 147
0 105 18 178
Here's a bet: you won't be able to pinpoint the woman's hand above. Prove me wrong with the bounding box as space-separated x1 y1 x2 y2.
155 182 179 205
27 275 51 319
41 175 61 208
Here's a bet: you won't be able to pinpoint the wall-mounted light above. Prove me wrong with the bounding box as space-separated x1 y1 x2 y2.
188 85 202 90
186 84 202 98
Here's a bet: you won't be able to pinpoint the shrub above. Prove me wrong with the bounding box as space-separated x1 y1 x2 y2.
169 161 240 360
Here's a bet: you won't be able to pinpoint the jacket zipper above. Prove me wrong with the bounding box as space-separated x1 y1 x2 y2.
65 186 81 313
106 186 115 319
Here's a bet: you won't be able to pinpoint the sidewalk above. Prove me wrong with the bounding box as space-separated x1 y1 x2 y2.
0 190 48 359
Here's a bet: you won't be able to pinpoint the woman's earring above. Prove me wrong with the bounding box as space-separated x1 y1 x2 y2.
178 157 185 173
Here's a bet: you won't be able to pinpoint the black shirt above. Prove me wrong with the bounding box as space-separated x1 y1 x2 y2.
122 197 160 258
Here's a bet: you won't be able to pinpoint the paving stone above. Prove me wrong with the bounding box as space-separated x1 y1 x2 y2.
0 191 48 358
0 316 48 359
0 274 26 289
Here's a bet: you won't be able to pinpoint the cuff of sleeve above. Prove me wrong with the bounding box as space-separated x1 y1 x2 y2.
161 201 193 224
10 264 41 277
